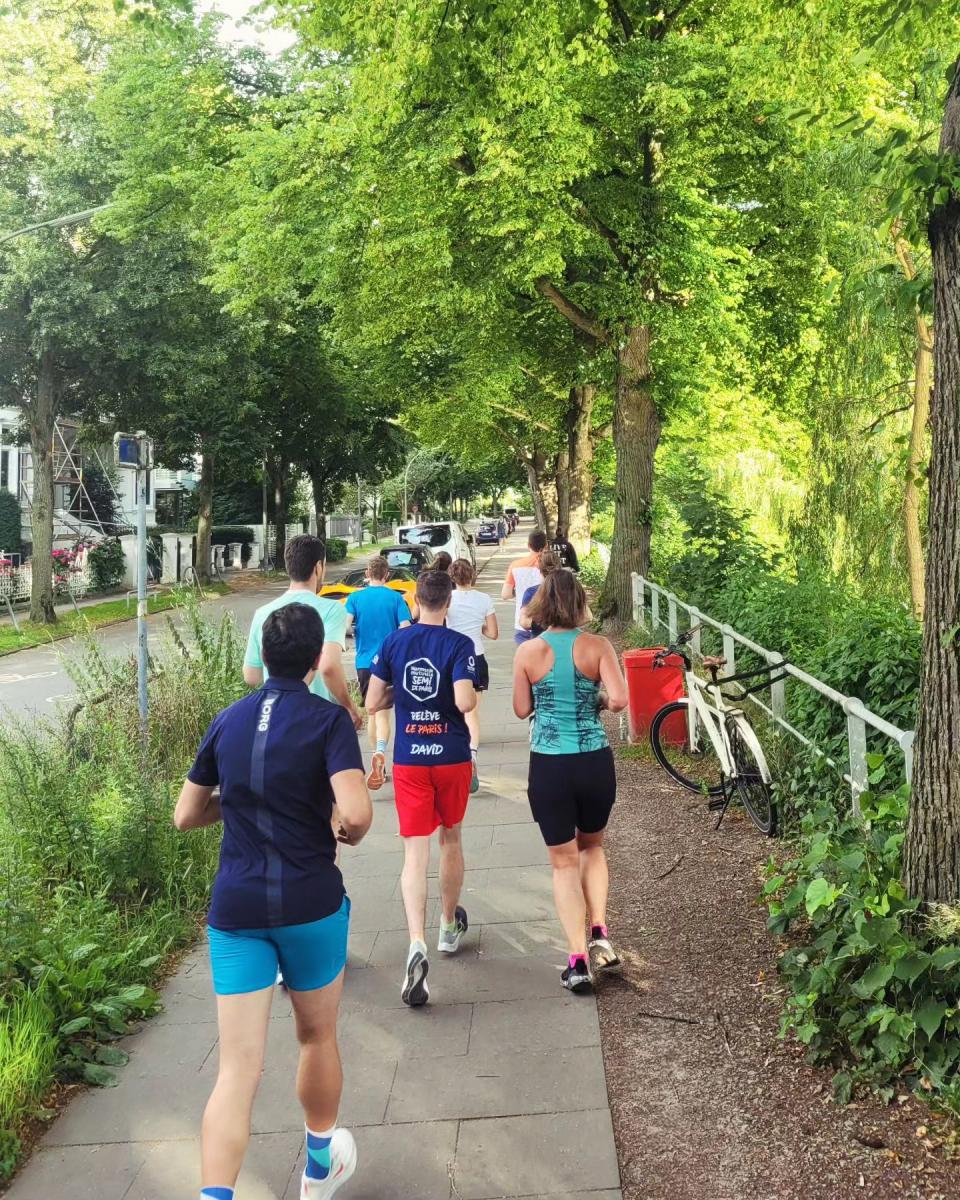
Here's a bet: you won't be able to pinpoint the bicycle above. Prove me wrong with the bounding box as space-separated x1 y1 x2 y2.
648 626 786 835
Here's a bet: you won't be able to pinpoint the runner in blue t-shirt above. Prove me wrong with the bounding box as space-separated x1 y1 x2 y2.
175 603 373 1200
366 570 477 1007
344 556 411 791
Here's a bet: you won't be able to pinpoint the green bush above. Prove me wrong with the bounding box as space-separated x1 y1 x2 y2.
210 525 254 546
766 765 960 1113
326 537 348 562
579 549 608 590
0 490 21 561
0 603 245 1176
87 539 126 592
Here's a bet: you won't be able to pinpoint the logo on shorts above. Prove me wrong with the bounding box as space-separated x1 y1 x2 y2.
403 657 440 701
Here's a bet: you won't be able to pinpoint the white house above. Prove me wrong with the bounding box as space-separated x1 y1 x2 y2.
0 407 197 553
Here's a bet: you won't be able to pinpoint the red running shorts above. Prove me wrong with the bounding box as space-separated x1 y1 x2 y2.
392 762 473 837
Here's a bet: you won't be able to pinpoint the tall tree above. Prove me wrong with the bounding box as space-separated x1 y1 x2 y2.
903 61 960 903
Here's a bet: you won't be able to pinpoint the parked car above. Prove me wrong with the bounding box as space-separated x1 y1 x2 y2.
380 544 438 576
475 521 500 546
319 566 418 613
397 521 475 565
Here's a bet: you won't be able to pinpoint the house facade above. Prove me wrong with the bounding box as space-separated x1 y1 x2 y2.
0 407 196 555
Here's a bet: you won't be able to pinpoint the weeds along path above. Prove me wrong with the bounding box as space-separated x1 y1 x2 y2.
599 739 959 1200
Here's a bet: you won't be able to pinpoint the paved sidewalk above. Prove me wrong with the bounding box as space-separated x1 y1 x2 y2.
8 530 622 1200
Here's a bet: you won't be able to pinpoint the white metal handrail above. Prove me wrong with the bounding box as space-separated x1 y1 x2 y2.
631 573 915 810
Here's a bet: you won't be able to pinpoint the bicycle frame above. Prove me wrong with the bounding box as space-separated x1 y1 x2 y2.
682 668 737 774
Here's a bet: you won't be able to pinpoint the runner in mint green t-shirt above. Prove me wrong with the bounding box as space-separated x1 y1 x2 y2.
243 535 363 730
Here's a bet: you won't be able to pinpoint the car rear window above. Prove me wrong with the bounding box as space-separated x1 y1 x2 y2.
386 549 421 569
400 524 451 548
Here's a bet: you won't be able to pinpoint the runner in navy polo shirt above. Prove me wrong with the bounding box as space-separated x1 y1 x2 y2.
366 570 477 1007
175 604 373 1200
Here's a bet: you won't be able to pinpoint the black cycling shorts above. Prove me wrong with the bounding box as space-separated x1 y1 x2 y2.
357 668 372 703
474 653 490 693
527 746 616 846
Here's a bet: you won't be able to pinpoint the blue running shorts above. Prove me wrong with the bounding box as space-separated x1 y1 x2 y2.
207 896 350 995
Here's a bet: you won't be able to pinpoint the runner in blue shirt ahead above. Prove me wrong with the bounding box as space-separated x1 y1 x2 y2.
344 555 410 791
366 570 477 1008
175 603 373 1200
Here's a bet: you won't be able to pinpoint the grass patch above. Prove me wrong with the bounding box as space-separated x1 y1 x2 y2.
0 584 231 656
0 601 244 1178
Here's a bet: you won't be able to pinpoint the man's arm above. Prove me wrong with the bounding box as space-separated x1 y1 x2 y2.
365 674 394 714
500 564 515 600
454 678 477 714
331 768 373 846
174 781 222 830
243 619 264 688
319 642 364 729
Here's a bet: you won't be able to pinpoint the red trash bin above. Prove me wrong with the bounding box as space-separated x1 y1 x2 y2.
623 648 686 743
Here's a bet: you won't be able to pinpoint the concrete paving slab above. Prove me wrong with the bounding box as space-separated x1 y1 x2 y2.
127 1133 301 1200
5 1143 147 1199
468 995 600 1056
453 1109 622 1198
479 921 568 960
386 1045 607 1122
282 1121 460 1200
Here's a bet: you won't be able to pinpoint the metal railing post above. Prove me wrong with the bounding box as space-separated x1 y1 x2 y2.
631 572 641 625
901 730 915 787
768 651 786 720
688 606 702 657
845 696 869 814
667 593 678 642
721 624 736 674
651 588 660 636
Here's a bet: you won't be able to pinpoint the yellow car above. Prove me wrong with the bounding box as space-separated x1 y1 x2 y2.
319 566 418 613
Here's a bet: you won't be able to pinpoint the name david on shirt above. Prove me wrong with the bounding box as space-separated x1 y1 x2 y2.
409 743 445 756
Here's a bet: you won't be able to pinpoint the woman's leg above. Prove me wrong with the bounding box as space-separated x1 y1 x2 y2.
201 985 274 1190
288 970 346 1131
547 840 588 957
577 829 609 930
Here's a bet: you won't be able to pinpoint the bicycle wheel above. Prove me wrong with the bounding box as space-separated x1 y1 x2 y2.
650 700 725 797
728 717 777 835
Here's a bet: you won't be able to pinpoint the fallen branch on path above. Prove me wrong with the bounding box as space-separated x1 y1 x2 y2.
653 853 684 881
632 1009 701 1026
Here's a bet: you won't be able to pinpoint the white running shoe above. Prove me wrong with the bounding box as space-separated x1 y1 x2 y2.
301 1128 357 1198
401 940 430 1007
437 905 469 955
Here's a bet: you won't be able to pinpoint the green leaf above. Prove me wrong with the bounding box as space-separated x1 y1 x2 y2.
832 1071 853 1103
914 998 948 1039
893 951 931 983
58 1017 91 1037
853 961 895 997
804 877 842 917
931 945 960 971
79 1062 120 1087
69 943 100 963
114 985 148 1005
94 1045 130 1067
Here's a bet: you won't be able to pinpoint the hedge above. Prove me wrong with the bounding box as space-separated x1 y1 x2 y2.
326 537 348 562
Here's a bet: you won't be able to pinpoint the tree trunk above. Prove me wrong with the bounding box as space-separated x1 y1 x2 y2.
599 325 659 624
556 443 571 535
525 449 556 535
195 450 215 586
29 349 57 624
903 63 960 904
904 320 933 620
309 469 329 541
567 383 597 558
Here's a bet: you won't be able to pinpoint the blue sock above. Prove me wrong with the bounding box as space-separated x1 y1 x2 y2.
305 1125 335 1181
375 738 388 754
201 1189 234 1200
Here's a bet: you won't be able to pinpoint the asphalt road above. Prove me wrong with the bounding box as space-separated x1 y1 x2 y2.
0 526 510 719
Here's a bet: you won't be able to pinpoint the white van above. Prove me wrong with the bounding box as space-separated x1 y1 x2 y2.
397 521 475 566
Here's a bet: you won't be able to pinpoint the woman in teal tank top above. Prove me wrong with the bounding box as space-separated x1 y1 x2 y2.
513 570 628 994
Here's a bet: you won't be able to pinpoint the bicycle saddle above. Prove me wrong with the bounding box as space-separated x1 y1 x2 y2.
701 655 727 668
